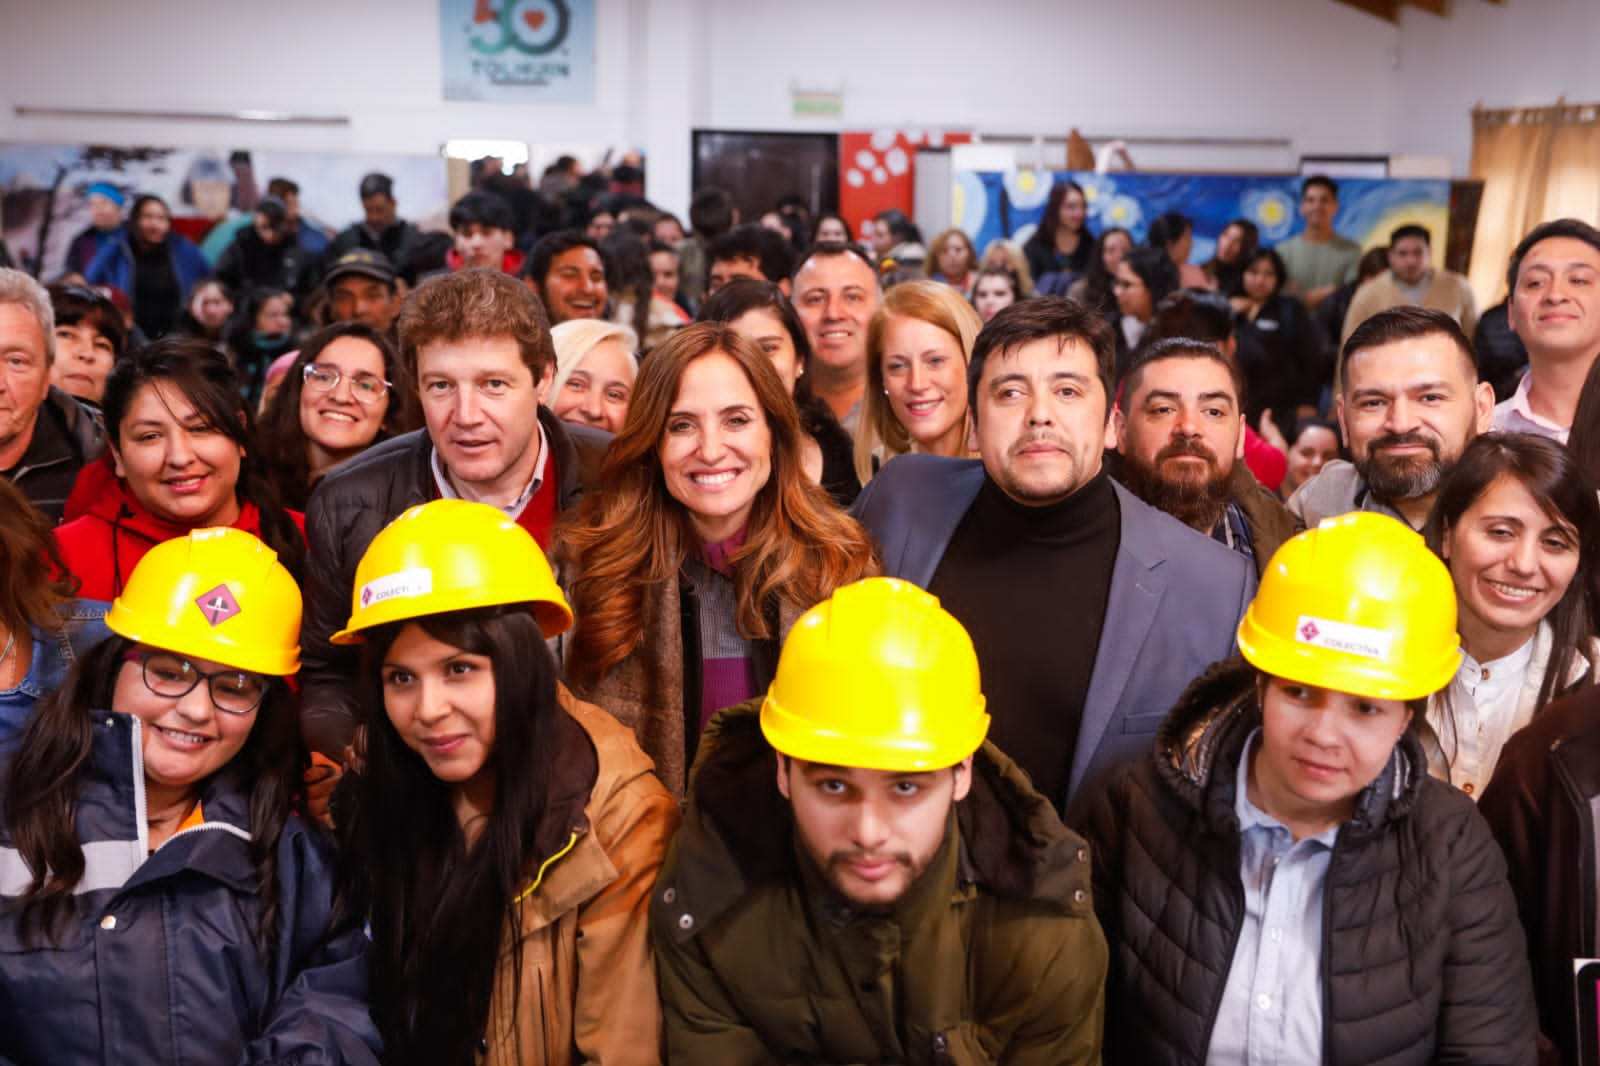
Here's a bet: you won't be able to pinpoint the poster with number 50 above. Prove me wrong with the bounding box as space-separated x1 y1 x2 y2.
440 0 596 104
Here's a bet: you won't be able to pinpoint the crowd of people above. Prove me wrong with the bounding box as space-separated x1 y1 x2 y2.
1 157 1599 1065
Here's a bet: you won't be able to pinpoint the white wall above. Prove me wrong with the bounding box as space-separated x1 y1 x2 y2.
0 0 639 155
1393 0 1600 175
11 0 1554 221
701 0 1402 173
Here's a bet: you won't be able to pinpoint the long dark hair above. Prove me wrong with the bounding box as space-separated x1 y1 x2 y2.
256 323 414 510
223 285 295 403
339 606 561 1066
1077 227 1132 314
1424 432 1600 715
3 634 303 956
1567 353 1600 495
0 477 76 638
102 336 307 582
1036 180 1093 252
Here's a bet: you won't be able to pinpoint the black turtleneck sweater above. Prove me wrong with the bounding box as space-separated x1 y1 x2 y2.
928 469 1120 807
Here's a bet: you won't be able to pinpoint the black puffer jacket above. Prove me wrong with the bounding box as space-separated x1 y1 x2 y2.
1075 659 1537 1066
298 411 608 756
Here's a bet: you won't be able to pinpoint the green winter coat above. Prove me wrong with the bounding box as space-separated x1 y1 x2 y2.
650 700 1107 1065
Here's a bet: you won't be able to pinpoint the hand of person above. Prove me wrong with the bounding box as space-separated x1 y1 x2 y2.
1257 409 1289 454
1305 284 1336 308
304 752 343 829
1229 296 1253 315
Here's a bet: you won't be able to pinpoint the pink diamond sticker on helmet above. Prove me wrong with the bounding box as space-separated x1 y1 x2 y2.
195 584 242 627
1299 620 1319 642
361 586 374 606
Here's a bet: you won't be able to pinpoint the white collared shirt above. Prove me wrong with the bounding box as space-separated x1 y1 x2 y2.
429 421 549 520
1425 636 1537 800
1492 372 1569 444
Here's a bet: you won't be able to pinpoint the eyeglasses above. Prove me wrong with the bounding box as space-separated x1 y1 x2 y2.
123 650 268 716
303 363 391 405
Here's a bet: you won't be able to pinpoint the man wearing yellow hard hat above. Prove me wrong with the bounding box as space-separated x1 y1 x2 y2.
651 577 1108 1064
1077 512 1537 1065
0 528 380 1064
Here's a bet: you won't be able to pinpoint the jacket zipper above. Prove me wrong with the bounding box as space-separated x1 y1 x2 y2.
1551 743 1597 954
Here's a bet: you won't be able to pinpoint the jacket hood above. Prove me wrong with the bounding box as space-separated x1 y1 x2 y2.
70 456 264 545
1153 657 1426 840
667 699 1092 938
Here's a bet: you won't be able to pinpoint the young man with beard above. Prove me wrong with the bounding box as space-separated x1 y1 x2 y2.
1289 306 1494 531
853 299 1254 812
652 578 1107 1064
1115 339 1295 574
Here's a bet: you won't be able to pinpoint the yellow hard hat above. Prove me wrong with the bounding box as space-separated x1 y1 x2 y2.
1237 512 1461 701
105 527 302 676
760 578 990 772
331 499 573 644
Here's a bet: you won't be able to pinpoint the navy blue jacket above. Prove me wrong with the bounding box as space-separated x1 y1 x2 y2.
853 454 1256 809
84 231 211 303
0 713 380 1065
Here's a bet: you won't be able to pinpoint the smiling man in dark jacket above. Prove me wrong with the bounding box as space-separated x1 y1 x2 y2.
652 579 1106 1065
299 269 607 758
0 269 106 523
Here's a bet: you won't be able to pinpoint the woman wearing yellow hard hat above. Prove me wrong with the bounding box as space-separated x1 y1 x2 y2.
0 527 380 1064
330 498 678 1065
1077 511 1538 1065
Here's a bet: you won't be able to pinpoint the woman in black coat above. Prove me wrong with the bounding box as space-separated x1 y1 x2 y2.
1075 513 1537 1066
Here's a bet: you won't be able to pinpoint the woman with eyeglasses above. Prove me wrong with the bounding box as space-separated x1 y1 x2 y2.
257 323 414 510
54 336 306 602
0 528 381 1064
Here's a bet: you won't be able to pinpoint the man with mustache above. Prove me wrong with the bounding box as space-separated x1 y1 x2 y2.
1115 338 1295 574
1290 306 1494 531
854 298 1255 813
653 578 1108 1064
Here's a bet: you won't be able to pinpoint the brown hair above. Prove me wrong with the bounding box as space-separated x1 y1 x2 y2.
927 228 977 278
0 478 75 638
396 267 555 386
857 280 983 484
559 322 878 687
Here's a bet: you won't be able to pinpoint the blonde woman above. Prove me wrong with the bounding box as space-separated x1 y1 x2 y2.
547 319 640 434
980 238 1035 297
855 280 983 485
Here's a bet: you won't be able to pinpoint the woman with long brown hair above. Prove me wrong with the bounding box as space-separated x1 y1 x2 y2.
0 478 103 755
558 322 878 795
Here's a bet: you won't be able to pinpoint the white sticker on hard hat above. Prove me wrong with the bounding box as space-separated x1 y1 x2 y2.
360 568 433 608
1294 615 1393 660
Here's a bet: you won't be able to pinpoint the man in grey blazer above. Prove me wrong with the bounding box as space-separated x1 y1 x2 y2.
853 297 1255 813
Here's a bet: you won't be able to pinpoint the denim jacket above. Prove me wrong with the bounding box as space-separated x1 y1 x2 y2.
0 601 109 755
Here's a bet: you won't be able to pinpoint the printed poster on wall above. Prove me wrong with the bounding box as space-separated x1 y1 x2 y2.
440 0 596 104
953 170 1453 263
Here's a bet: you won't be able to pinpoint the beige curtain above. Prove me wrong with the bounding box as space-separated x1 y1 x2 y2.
1468 101 1600 308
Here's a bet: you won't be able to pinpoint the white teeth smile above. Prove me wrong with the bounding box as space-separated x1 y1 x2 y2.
906 399 939 413
166 477 203 490
156 725 210 746
692 471 737 486
821 330 850 339
320 411 357 422
1486 580 1538 600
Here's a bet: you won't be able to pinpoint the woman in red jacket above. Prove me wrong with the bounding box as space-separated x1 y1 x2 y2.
55 336 306 601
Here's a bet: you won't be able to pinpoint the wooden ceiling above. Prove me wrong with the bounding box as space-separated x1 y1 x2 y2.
1332 0 1503 20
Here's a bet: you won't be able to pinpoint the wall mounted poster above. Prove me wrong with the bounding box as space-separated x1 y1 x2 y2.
954 170 1453 261
0 143 448 279
441 0 596 104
